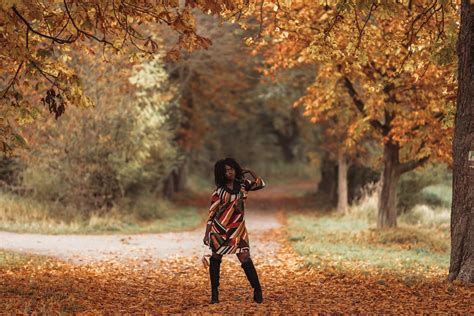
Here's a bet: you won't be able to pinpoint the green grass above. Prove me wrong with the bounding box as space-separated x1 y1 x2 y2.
420 184 452 208
0 207 205 235
286 213 450 279
0 249 50 268
0 191 206 235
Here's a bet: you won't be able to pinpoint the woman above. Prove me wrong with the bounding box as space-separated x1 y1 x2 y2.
203 157 266 304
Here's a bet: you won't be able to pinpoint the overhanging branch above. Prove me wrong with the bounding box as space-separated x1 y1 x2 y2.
398 155 430 174
12 6 76 44
342 75 386 133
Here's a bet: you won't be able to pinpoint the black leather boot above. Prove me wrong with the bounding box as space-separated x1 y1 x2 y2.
209 256 221 304
241 258 263 303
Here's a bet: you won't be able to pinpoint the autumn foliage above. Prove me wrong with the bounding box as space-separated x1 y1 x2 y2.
0 0 472 295
1 226 472 313
252 0 458 227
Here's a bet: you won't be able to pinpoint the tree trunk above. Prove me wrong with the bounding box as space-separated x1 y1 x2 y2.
377 142 400 228
173 162 188 192
277 135 298 163
163 174 175 199
274 108 302 163
337 150 349 213
448 0 474 284
317 155 338 207
348 163 380 204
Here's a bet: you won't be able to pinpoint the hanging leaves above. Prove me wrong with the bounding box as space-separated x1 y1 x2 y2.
41 88 65 120
0 0 252 153
252 0 459 168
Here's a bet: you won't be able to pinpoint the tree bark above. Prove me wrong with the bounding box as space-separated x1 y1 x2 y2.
317 154 338 207
276 134 299 162
448 0 474 284
347 163 380 203
274 110 301 163
173 161 188 192
377 142 400 228
337 150 349 213
163 174 175 199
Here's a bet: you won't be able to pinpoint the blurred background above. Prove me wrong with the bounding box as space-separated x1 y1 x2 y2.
0 13 452 273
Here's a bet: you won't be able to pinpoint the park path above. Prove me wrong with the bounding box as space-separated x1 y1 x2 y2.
1 179 472 314
0 180 316 265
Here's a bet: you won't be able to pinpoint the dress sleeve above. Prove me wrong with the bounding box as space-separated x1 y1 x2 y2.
207 190 220 224
244 176 266 191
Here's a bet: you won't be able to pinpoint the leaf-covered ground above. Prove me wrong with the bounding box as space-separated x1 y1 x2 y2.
1 226 472 314
1 181 472 313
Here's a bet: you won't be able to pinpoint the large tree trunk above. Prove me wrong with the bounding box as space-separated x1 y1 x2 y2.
377 142 400 228
448 0 474 284
337 150 349 213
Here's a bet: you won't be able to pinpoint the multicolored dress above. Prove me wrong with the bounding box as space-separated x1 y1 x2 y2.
206 176 266 255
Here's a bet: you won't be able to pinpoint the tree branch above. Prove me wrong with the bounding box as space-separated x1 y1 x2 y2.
256 0 265 39
398 155 430 174
341 74 386 133
12 6 76 44
1 61 24 98
353 0 377 54
29 59 61 88
63 0 117 50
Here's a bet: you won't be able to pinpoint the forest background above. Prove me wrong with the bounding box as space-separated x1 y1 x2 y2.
0 2 472 311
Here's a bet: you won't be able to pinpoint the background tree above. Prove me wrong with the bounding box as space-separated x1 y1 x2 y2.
1 0 471 284
254 0 457 228
251 68 318 163
0 0 250 152
17 47 179 212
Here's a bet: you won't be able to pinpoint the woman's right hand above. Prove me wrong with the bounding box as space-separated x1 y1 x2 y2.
203 235 210 246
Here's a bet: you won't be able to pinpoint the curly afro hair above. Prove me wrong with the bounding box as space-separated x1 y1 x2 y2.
214 157 243 188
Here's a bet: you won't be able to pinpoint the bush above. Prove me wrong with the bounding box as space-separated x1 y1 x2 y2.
347 179 450 230
419 184 452 209
399 204 450 230
0 155 24 189
347 181 380 222
18 54 181 213
397 163 451 213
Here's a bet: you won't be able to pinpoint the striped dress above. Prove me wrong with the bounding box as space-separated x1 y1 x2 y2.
206 176 266 255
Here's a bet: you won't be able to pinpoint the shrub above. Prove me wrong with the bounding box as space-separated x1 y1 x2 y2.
399 204 450 230
347 180 450 230
347 180 380 222
19 53 181 213
397 163 451 213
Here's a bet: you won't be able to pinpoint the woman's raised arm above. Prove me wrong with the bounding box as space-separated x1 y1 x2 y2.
242 168 266 191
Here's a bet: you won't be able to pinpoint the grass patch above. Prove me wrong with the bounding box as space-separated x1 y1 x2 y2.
286 213 450 279
347 181 451 231
0 191 206 235
420 184 452 208
0 249 51 268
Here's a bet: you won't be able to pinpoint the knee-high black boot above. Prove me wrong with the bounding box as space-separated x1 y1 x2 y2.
241 258 263 303
209 256 221 304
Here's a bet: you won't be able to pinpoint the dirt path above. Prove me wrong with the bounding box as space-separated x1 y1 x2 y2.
2 179 472 314
0 180 314 265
